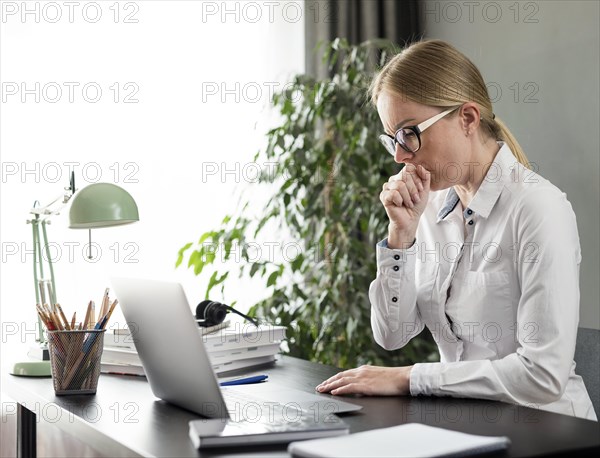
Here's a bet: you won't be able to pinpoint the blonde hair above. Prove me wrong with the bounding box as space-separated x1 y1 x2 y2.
369 40 531 169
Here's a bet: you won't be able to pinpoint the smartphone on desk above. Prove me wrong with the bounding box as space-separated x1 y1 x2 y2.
188 411 348 449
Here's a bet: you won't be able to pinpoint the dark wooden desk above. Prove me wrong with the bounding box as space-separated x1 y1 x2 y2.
3 356 599 457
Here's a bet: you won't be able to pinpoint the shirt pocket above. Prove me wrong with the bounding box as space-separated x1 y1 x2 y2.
452 270 516 341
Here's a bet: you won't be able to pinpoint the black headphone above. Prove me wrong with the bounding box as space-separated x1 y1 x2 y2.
195 300 259 328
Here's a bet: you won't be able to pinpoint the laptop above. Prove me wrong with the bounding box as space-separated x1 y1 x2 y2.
111 277 361 447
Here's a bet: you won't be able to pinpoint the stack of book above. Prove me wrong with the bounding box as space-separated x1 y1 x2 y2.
100 321 286 376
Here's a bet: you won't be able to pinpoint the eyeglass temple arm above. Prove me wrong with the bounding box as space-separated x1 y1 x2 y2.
417 107 458 133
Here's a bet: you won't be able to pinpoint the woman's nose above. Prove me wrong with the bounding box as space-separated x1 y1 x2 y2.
394 145 415 164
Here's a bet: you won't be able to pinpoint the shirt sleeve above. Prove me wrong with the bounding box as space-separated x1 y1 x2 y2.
410 187 581 406
369 237 424 351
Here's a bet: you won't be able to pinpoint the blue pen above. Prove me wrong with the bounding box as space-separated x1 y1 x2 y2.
220 375 268 386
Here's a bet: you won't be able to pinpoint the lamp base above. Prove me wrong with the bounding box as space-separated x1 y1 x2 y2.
10 361 52 377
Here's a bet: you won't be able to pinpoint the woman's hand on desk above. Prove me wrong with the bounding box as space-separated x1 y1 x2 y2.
315 365 413 396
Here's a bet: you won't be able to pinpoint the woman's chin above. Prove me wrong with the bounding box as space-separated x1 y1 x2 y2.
429 180 452 193
429 179 442 192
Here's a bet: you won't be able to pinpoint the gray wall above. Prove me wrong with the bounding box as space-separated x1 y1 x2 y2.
423 0 600 329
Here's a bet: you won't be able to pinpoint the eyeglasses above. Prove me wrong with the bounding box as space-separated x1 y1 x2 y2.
378 106 460 155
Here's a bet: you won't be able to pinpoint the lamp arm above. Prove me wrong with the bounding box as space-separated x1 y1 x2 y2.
31 220 45 343
30 192 72 218
41 221 57 305
32 221 40 305
30 173 76 218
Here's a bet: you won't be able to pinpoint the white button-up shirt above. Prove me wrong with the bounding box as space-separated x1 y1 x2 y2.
370 142 597 421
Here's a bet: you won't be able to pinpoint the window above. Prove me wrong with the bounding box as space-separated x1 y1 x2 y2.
0 1 305 340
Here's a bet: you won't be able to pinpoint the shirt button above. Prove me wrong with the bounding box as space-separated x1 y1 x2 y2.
467 209 473 215
393 254 400 260
468 220 474 225
393 266 400 271
392 297 398 302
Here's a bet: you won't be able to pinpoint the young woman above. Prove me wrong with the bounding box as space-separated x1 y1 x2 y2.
316 40 596 421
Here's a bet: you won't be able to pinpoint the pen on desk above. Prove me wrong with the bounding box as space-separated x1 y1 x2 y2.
106 371 145 377
219 375 268 386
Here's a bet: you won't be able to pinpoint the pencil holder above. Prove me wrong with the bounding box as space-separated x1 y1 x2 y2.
48 329 105 395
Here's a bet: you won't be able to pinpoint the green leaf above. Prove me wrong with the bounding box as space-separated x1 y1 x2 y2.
266 271 279 288
249 262 261 278
198 231 213 245
206 271 229 298
175 242 193 267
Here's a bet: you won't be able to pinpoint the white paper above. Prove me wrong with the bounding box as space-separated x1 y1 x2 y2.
288 423 510 458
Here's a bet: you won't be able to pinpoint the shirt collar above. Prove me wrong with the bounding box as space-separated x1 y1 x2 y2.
436 142 517 222
436 187 461 222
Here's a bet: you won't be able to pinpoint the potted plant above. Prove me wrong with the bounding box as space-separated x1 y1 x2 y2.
177 38 438 369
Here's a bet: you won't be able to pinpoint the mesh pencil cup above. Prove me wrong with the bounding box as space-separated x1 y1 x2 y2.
47 329 105 395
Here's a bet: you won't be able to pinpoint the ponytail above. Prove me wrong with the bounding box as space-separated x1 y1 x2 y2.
494 116 531 169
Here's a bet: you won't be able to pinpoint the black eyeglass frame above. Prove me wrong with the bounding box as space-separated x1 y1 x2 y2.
378 106 460 155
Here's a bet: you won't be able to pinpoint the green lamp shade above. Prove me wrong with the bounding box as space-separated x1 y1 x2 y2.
69 183 139 228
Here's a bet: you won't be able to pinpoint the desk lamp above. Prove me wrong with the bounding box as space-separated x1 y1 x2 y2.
10 173 139 376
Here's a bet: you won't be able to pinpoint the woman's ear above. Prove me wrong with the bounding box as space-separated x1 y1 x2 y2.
459 102 480 136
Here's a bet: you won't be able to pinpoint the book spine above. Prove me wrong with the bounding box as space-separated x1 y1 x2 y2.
212 355 276 374
101 350 142 365
105 329 286 353
202 330 286 352
207 343 282 363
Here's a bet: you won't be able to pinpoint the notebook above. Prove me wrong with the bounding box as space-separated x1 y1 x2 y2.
287 423 510 457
